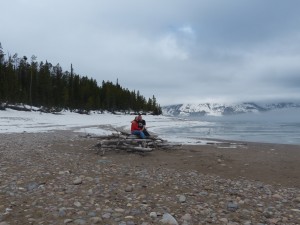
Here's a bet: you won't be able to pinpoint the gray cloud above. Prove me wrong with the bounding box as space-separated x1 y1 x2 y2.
1 0 300 105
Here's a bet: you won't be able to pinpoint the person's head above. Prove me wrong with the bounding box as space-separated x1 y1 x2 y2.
137 114 142 121
134 116 139 121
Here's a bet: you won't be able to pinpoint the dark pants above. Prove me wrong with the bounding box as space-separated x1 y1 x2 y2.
143 129 150 137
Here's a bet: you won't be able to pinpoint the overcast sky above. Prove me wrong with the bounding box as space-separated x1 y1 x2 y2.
1 0 300 105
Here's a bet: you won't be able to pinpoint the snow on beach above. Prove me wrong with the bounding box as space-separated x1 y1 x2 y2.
0 109 210 144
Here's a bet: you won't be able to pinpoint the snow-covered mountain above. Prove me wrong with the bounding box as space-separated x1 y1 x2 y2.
162 102 300 117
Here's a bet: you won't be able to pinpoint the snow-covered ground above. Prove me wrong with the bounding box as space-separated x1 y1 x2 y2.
0 109 210 144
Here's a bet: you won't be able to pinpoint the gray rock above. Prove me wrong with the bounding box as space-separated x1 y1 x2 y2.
74 201 81 207
125 185 133 192
130 208 142 216
291 208 300 212
150 212 157 218
88 211 97 217
272 194 283 200
160 213 179 225
294 197 300 203
114 208 125 213
181 213 192 221
74 219 86 224
126 221 135 225
179 195 186 203
26 182 39 191
89 217 102 223
0 222 10 225
102 213 111 219
59 207 66 217
227 202 239 211
73 178 82 185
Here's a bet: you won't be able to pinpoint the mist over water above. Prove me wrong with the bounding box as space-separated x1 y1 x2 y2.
165 109 300 145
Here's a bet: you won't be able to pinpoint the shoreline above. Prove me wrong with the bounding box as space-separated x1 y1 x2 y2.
1 130 300 188
0 131 299 224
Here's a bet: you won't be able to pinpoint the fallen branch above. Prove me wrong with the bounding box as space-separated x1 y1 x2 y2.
92 129 181 155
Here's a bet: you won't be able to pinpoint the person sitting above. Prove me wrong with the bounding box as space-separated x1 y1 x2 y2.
131 116 146 139
137 114 150 137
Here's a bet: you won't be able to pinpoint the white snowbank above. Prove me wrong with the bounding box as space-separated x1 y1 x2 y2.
0 109 211 144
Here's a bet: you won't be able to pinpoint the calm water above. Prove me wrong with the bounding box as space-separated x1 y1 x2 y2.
162 109 300 145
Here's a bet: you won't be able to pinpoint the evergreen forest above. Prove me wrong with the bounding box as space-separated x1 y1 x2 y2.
0 43 162 115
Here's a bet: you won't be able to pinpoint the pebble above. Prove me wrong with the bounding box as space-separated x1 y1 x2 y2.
179 195 186 203
114 208 125 213
102 213 111 219
64 219 73 224
181 213 192 221
294 197 300 203
73 218 86 224
125 185 133 192
227 202 239 212
272 194 283 200
150 212 157 218
219 218 228 223
89 217 102 223
26 182 39 191
74 201 81 207
73 177 82 185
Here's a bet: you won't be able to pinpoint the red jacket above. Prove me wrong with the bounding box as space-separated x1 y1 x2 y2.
131 120 141 132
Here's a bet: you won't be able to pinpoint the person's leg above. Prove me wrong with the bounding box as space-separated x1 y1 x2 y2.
132 130 145 139
139 131 145 139
143 129 150 137
132 130 140 136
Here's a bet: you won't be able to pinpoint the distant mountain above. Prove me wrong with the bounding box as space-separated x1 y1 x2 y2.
162 102 300 117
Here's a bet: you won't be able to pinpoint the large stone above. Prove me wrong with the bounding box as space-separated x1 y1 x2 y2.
160 213 179 225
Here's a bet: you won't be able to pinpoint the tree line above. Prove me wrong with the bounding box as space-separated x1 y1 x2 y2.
0 43 162 114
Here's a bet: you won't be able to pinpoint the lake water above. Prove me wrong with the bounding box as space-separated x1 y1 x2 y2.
159 109 300 145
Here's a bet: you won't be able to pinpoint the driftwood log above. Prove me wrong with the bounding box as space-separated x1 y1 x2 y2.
92 129 181 155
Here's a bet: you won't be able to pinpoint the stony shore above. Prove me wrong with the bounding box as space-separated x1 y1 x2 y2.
0 131 299 225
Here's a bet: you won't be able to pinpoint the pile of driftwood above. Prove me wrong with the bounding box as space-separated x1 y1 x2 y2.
94 130 180 155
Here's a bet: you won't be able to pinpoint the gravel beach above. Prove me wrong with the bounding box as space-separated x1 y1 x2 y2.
0 131 299 225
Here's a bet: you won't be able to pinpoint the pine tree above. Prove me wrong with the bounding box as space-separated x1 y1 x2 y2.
0 44 162 114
